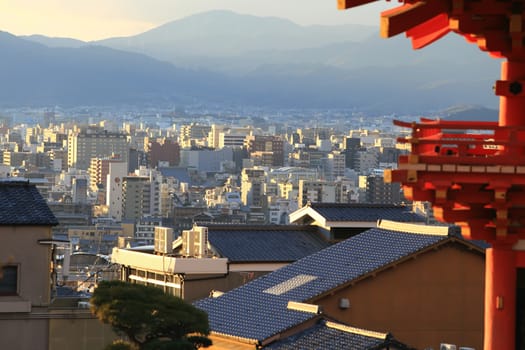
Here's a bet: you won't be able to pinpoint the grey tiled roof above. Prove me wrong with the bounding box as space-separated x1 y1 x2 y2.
208 225 330 262
195 225 452 342
308 203 425 222
265 320 413 350
0 181 58 225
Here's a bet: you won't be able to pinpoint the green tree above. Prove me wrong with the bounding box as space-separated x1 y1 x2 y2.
91 280 212 350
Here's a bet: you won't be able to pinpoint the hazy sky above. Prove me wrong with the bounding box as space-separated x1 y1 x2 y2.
0 0 391 41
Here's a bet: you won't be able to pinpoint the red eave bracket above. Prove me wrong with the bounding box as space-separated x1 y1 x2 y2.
407 13 451 49
338 0 379 10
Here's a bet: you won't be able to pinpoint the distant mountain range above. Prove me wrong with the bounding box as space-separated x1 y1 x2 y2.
7 10 503 114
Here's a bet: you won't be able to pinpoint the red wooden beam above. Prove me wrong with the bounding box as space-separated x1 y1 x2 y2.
380 1 450 38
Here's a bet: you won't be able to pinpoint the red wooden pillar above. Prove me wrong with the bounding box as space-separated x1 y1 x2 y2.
489 59 525 350
337 2 525 349
499 61 525 127
484 246 516 350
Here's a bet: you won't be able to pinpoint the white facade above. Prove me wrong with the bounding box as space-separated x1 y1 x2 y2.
323 152 346 181
355 149 379 174
107 161 128 221
268 199 297 224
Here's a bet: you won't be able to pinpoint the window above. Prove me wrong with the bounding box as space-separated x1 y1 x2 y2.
0 265 18 296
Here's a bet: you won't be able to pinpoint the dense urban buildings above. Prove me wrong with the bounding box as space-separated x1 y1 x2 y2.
0 109 409 236
0 108 465 349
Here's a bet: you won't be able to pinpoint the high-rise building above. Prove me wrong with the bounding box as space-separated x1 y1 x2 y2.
25 126 42 145
135 217 164 245
297 179 355 207
219 132 248 149
49 149 67 171
213 126 252 149
322 151 346 181
363 172 402 204
289 149 310 168
128 148 148 174
107 161 129 221
298 180 336 208
88 155 124 193
244 135 284 167
207 124 224 149
179 123 211 148
71 177 88 204
249 151 276 167
354 148 379 174
241 168 266 207
147 138 180 168
343 137 361 168
121 168 162 221
121 176 151 221
67 129 128 170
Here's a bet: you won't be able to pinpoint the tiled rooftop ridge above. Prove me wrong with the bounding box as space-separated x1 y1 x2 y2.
325 321 388 340
378 219 450 236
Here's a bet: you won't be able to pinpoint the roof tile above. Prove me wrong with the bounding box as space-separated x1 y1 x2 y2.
0 181 58 225
195 224 451 341
265 320 411 350
208 226 330 262
308 203 426 222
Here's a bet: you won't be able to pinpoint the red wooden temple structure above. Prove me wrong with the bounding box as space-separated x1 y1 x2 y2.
338 0 525 349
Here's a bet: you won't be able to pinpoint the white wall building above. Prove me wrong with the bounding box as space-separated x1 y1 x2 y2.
107 161 128 221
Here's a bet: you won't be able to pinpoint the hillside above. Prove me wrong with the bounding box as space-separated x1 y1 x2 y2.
6 11 502 112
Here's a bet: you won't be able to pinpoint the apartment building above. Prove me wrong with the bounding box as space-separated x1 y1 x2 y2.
147 138 180 168
179 123 211 148
241 167 266 207
67 129 128 170
88 155 124 193
245 135 284 167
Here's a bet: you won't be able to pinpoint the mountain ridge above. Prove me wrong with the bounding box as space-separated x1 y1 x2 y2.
2 11 502 113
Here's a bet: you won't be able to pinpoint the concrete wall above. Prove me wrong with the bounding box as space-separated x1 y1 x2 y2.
0 309 118 350
0 319 48 350
49 316 117 350
315 243 485 350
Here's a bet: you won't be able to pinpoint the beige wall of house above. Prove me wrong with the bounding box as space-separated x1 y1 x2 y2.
0 224 119 350
0 225 53 307
315 243 485 350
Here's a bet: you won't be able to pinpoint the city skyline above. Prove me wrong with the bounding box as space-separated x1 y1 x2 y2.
0 0 393 41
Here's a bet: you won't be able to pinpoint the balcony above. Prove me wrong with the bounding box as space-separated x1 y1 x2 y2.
111 248 228 274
